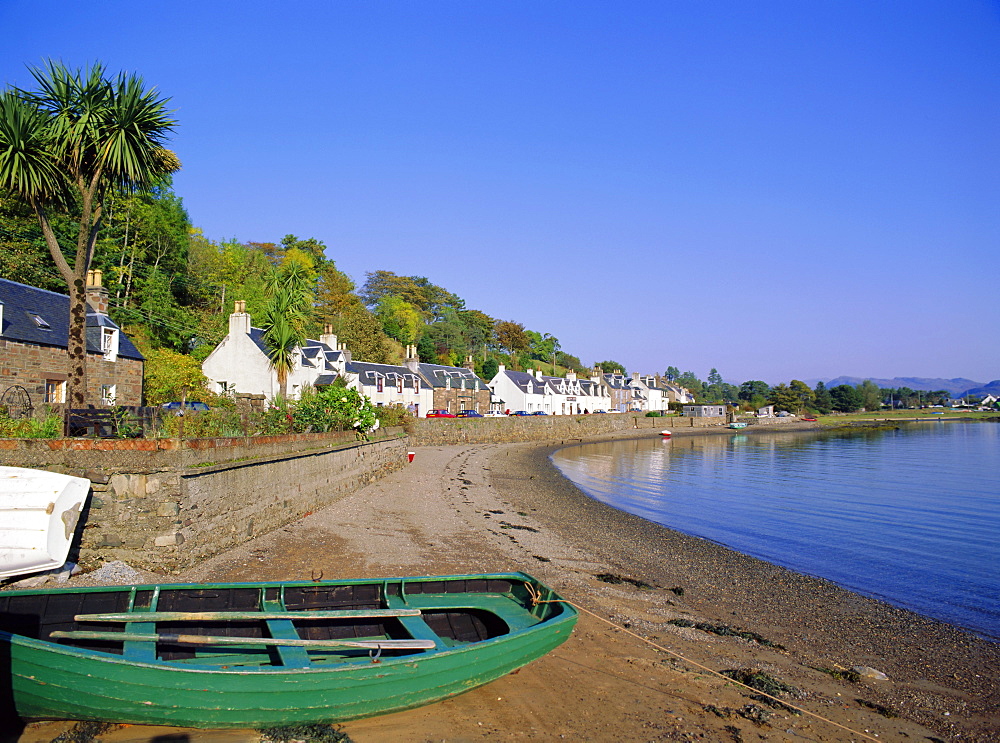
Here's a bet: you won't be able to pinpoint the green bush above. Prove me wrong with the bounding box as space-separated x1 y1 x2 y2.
645 411 662 417
0 408 64 438
291 386 377 434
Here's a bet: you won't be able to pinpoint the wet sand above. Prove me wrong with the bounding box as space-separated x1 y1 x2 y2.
10 428 1000 742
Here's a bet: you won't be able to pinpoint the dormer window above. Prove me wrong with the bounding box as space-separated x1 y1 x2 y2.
102 327 119 361
28 313 51 329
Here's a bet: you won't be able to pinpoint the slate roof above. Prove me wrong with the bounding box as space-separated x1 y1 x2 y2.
245 327 346 370
347 361 423 390
498 370 552 395
416 362 487 389
0 277 143 360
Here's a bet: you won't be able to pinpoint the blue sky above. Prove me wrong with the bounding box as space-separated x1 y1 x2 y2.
3 1 998 384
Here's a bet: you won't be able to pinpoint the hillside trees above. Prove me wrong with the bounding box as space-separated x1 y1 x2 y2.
0 61 179 408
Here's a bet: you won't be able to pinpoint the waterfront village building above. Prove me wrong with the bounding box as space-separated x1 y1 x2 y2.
402 347 491 414
201 304 488 416
488 366 611 414
684 404 727 417
0 273 144 408
203 303 694 418
202 302 349 401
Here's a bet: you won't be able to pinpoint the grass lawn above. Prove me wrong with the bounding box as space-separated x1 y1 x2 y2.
815 409 999 424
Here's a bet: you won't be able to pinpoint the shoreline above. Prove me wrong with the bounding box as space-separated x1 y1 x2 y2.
10 426 1000 742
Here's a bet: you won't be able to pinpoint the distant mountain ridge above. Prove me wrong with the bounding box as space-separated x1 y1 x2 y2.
805 376 1000 398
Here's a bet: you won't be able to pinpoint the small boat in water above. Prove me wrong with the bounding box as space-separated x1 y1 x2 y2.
0 572 576 728
0 466 91 580
728 422 748 429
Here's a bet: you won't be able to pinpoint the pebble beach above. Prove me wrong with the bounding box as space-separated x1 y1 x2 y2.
11 427 1000 742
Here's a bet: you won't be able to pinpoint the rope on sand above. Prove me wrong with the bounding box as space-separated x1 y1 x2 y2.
526 583 879 742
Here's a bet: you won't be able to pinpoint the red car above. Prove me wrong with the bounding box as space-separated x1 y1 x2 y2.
426 409 456 418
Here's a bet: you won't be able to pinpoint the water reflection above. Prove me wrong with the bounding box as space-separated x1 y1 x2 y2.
552 423 1000 638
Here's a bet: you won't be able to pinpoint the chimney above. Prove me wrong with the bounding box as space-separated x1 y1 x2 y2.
632 371 640 383
319 324 337 349
535 369 544 381
464 355 475 371
498 364 506 373
229 300 251 336
403 344 420 373
566 371 576 381
85 269 108 315
338 342 352 363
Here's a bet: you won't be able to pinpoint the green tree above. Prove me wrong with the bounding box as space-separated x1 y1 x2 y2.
375 295 423 345
142 346 210 405
768 383 798 412
789 380 814 413
261 262 313 398
479 356 499 381
830 384 862 412
857 380 882 412
494 320 530 364
595 360 627 375
675 371 703 399
813 381 833 414
0 61 178 408
738 380 770 402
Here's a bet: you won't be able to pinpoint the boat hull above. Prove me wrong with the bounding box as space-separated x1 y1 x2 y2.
0 573 576 728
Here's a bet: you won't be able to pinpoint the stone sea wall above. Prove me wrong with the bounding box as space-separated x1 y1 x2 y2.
0 430 408 573
0 413 801 574
408 413 730 445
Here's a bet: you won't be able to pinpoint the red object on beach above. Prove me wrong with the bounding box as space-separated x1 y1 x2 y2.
407 452 415 463
660 430 671 439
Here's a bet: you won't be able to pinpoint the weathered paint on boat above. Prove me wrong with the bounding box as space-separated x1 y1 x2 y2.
0 466 91 579
0 572 576 728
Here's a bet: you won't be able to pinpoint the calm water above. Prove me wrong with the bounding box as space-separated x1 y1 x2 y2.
552 422 1000 639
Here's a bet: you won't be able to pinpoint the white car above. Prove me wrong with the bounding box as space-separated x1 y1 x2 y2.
483 411 506 417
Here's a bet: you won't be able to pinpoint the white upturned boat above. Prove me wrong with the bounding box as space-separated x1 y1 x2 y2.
0 466 91 579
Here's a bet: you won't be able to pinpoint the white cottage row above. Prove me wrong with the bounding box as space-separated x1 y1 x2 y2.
486 366 694 415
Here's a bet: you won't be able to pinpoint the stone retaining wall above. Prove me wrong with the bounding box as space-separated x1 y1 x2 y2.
0 430 408 573
408 413 726 446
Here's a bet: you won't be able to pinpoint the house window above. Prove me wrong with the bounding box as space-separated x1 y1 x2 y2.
44 380 66 403
376 377 384 393
413 377 420 393
28 313 51 329
101 384 116 405
101 327 119 361
397 378 403 394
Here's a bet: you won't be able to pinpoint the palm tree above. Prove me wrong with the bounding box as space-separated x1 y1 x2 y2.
0 61 178 411
261 262 313 399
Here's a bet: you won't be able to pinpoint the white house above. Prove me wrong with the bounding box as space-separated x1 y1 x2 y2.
488 367 611 414
342 360 434 415
201 302 347 401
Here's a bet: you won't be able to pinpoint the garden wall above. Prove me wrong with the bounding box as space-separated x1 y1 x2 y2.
0 429 408 573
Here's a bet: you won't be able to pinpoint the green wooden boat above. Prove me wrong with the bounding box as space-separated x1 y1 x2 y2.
0 572 576 728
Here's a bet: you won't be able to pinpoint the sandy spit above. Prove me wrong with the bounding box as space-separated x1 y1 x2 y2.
11 428 1000 743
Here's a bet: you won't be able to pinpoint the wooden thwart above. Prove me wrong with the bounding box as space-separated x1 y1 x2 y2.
75 609 422 623
50 630 436 650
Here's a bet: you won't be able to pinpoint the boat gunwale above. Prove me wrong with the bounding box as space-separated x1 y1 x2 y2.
1 571 577 675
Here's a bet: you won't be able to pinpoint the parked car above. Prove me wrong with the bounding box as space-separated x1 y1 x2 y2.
509 410 531 416
456 410 483 418
426 409 456 418
160 401 210 415
531 411 548 415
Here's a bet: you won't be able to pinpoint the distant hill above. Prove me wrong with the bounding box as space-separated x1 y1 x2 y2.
813 376 996 398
